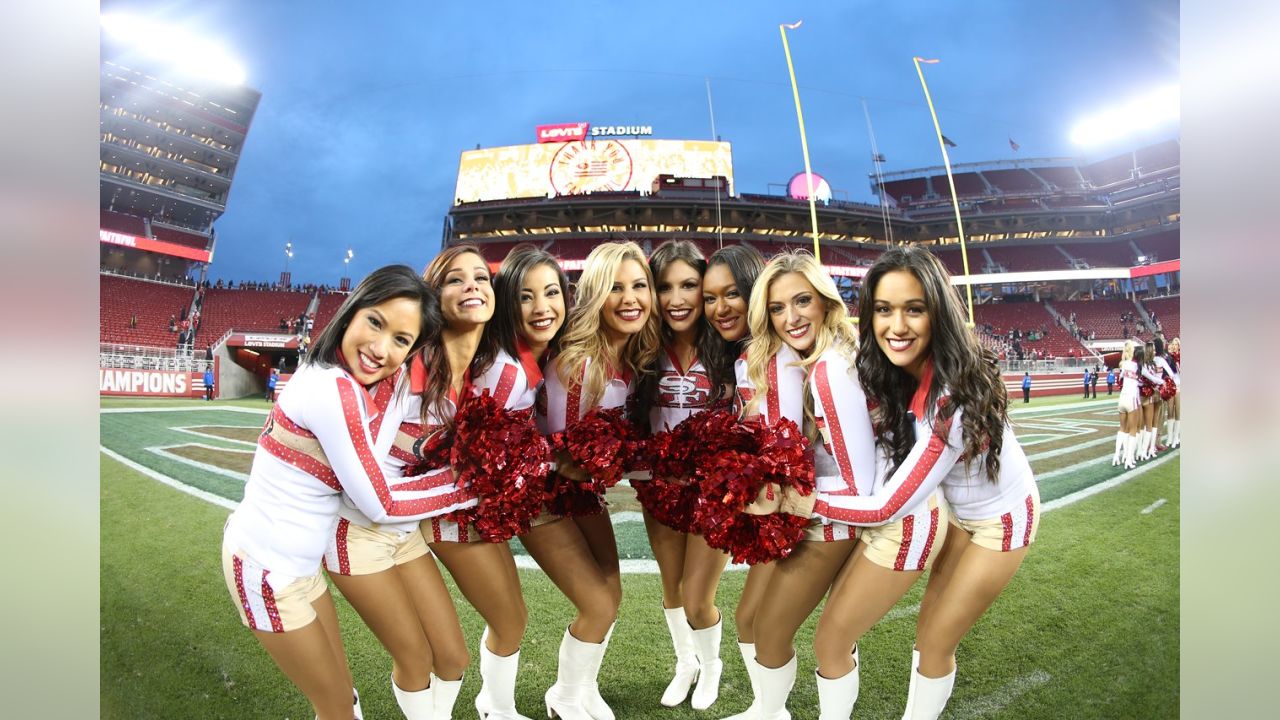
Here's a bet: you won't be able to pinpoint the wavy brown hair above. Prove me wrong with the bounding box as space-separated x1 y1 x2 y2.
701 244 765 402
856 245 1006 482
419 244 498 429
635 240 710 423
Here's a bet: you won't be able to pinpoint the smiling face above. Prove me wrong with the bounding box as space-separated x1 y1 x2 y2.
703 262 748 342
767 271 826 356
871 269 932 379
439 251 494 329
601 258 652 345
518 262 565 352
657 259 703 337
340 297 422 386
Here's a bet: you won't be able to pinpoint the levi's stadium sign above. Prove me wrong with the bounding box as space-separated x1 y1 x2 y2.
536 122 654 143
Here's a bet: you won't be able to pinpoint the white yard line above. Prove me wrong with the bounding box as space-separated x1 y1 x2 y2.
1141 498 1168 514
147 445 250 483
101 405 269 415
173 425 261 448
101 447 238 511
949 669 1052 720
1041 450 1178 512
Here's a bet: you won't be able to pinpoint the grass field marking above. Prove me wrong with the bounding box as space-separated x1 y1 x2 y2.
1024 435 1115 462
147 444 251 483
948 668 1052 720
102 446 238 511
1141 498 1168 514
172 425 261 448
101 405 270 415
610 511 644 524
1008 398 1112 417
1040 450 1178 513
883 602 922 623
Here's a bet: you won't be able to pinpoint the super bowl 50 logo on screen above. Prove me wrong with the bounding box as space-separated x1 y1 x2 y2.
549 139 634 195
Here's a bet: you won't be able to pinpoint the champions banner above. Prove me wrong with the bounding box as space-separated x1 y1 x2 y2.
99 369 205 397
455 139 734 203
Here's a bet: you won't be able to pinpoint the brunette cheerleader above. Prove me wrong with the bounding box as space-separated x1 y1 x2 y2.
1164 337 1181 447
1138 341 1164 461
222 266 473 720
737 251 947 720
768 246 1040 719
532 241 661 720
633 240 733 710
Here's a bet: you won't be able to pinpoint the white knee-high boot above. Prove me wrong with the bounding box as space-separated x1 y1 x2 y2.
433 673 464 720
391 675 436 720
660 607 699 707
476 626 532 720
1112 431 1125 466
815 645 859 720
545 628 607 720
901 647 920 718
904 669 955 720
582 622 615 720
352 688 364 719
1123 433 1137 469
1173 419 1181 447
754 654 796 720
689 615 724 710
720 642 759 720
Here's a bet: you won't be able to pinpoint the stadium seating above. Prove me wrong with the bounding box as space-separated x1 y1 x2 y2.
101 209 148 236
195 287 312 344
1141 296 1180 340
100 273 197 348
1133 230 1180 262
1058 241 1135 268
972 302 1088 358
983 244 1067 272
1050 299 1138 340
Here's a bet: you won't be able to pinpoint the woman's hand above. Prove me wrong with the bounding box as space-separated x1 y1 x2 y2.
555 451 591 482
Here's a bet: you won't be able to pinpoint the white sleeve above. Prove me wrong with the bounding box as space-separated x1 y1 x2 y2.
811 405 964 526
478 358 534 412
1140 364 1163 384
810 358 878 494
308 374 471 523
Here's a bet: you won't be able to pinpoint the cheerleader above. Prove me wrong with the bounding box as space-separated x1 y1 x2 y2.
701 244 791 720
765 246 1040 719
533 241 661 720
632 240 732 710
465 243 571 720
1114 341 1142 470
1138 341 1164 461
221 266 473 720
408 244 534 720
739 251 947 720
1164 337 1181 447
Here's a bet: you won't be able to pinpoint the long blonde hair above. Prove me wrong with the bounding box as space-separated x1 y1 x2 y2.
1121 339 1136 363
743 250 855 417
556 241 661 407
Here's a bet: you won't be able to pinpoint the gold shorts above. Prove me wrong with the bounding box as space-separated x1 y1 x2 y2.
323 518 430 576
955 488 1041 553
858 494 950 572
222 543 326 633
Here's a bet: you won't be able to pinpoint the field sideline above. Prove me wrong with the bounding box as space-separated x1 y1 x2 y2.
101 395 1178 718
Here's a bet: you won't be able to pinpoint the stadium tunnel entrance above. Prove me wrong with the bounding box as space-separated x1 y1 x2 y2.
214 332 299 400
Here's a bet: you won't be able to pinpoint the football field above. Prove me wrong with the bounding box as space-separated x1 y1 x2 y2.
100 394 1178 719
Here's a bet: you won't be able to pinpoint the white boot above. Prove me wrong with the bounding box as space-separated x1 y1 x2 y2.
754 654 796 720
904 669 955 720
352 688 364 719
1123 434 1137 470
545 627 607 720
476 627 532 720
815 646 859 720
660 607 699 707
433 673 464 720
1172 419 1181 447
1148 426 1160 457
689 615 724 710
1164 419 1175 448
391 675 436 720
901 647 920 718
582 622 615 720
1111 431 1125 466
720 642 759 720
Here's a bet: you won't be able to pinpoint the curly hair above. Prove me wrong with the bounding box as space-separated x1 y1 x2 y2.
419 244 498 429
856 245 1007 482
555 241 661 408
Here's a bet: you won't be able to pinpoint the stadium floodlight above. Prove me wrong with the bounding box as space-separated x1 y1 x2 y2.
1069 84 1179 147
101 13 247 86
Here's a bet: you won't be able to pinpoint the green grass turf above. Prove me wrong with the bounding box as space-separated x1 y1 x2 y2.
101 436 1178 720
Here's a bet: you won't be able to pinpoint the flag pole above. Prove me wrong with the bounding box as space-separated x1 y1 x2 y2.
780 20 821 261
913 56 974 327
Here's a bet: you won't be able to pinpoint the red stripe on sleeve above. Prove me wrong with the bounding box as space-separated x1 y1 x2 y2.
492 363 520 410
766 355 780 421
814 361 857 495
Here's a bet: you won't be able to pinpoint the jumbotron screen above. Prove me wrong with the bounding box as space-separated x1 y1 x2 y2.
455 139 734 203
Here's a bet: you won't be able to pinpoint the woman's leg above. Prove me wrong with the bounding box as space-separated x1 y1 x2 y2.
753 539 855 669
681 533 730 630
642 509 687 610
430 541 529 656
253 590 357 720
397 553 469 681
813 545 923 679
519 518 618 642
328 568 434 693
571 512 622 615
734 563 774 645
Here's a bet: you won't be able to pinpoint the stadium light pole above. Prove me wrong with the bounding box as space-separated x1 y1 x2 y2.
342 247 353 286
284 241 293 273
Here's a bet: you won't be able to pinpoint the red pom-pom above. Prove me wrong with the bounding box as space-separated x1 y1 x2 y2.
447 391 552 542
1159 377 1177 400
545 406 645 516
692 416 815 565
640 409 752 532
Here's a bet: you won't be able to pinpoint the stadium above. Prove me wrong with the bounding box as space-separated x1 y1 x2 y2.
99 11 1180 720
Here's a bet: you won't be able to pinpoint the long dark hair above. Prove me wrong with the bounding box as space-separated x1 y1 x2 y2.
308 264 440 374
490 243 570 360
636 240 708 423
700 244 765 399
420 244 499 428
856 246 1006 482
